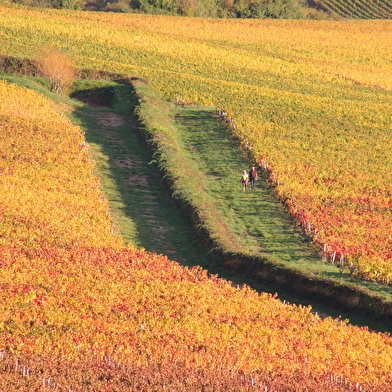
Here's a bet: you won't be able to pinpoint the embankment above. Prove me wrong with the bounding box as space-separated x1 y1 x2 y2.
130 77 392 326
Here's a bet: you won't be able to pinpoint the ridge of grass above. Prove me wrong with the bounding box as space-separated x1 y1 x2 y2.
0 72 212 268
69 79 213 267
171 104 392 299
133 78 392 299
2 71 392 332
131 78 392 332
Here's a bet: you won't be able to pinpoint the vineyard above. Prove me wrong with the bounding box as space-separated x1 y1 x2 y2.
0 6 391 284
0 76 392 390
312 0 392 19
0 81 123 249
1 4 392 389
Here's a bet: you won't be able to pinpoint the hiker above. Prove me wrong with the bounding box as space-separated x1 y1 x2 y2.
249 166 258 190
241 170 249 192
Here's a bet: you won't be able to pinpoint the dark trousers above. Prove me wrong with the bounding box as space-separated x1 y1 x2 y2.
250 178 256 190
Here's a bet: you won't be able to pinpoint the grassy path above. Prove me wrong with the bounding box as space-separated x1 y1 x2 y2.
172 106 392 291
69 82 210 268
172 106 345 276
173 106 319 264
170 105 392 333
48 78 390 333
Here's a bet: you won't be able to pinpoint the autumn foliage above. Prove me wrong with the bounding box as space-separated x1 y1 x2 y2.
0 81 122 249
1 6 390 283
36 46 75 96
0 80 392 390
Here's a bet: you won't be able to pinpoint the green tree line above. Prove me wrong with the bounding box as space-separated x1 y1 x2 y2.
6 0 334 19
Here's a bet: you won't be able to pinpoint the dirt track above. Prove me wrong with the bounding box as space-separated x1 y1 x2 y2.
77 106 210 268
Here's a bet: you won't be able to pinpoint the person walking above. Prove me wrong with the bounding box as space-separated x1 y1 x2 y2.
241 170 249 192
249 166 258 190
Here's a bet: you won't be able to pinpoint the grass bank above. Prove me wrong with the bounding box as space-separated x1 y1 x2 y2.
69 79 212 267
0 72 211 269
3 70 392 332
132 78 392 330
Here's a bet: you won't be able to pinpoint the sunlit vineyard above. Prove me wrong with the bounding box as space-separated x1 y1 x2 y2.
1 5 391 283
0 81 123 249
0 80 392 390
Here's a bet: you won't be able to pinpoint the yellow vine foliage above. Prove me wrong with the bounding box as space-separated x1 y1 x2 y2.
1 5 391 280
0 80 123 248
1 10 392 389
0 80 391 390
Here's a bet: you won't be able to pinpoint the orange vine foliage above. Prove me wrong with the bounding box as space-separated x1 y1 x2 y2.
1 5 391 281
1 245 392 391
0 81 391 390
0 80 123 249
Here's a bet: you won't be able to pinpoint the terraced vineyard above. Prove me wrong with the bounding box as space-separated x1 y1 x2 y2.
313 0 392 19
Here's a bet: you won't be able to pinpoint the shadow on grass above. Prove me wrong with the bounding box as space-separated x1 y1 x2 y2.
69 81 392 334
69 82 211 268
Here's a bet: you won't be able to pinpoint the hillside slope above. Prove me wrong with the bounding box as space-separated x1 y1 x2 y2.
1 6 392 284
1 78 392 391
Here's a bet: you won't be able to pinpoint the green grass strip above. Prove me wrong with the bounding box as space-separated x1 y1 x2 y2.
4 72 391 331
170 105 392 297
132 79 392 330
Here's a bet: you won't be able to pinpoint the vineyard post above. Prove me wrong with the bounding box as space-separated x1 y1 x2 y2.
339 254 344 267
322 244 326 261
331 251 337 264
22 365 30 377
